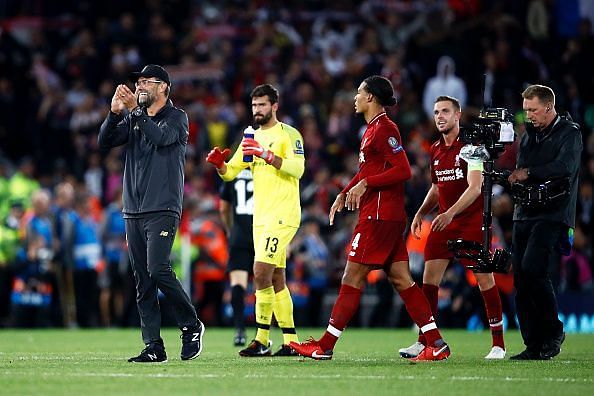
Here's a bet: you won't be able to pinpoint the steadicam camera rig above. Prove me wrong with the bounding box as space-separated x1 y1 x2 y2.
446 80 515 273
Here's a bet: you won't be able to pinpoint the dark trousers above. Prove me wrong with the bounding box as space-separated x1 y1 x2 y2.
512 220 565 350
125 213 198 344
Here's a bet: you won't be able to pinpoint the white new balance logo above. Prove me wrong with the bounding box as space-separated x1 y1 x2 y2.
159 231 169 237
192 333 199 342
148 353 157 360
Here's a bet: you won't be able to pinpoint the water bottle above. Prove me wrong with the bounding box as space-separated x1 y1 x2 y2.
243 126 255 162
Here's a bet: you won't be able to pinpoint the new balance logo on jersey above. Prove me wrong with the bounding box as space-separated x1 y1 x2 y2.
159 231 169 237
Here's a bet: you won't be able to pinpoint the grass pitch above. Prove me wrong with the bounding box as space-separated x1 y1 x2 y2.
1 328 592 396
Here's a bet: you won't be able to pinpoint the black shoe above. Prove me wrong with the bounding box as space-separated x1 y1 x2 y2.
233 330 247 347
128 342 167 363
180 320 205 360
509 348 547 360
272 344 299 357
541 332 566 359
239 339 272 357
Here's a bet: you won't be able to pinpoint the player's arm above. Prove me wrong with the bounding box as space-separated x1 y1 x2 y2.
411 183 439 239
329 173 360 224
346 131 411 210
340 173 361 195
207 146 247 181
278 128 306 178
340 173 362 212
365 150 412 187
432 165 482 232
241 127 305 179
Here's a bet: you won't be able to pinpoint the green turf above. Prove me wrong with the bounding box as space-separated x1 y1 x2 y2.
0 328 592 396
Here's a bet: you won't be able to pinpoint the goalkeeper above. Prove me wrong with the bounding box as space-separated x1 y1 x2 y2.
207 84 304 357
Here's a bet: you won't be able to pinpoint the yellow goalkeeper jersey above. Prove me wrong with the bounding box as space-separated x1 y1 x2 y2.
221 122 305 228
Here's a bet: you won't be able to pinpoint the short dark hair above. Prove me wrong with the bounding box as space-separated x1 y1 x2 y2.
434 95 461 111
363 75 397 107
250 84 279 104
522 84 555 105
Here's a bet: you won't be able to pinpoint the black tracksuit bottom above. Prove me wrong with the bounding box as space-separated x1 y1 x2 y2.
512 220 565 351
125 212 197 344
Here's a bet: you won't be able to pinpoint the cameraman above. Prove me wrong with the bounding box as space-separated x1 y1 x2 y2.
508 84 582 360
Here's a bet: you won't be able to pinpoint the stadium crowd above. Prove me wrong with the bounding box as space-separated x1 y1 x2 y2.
0 0 592 330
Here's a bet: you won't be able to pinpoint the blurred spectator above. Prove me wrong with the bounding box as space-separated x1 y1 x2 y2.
98 188 133 327
188 198 228 326
7 157 40 212
0 201 24 326
422 56 467 119
51 182 77 327
11 190 55 327
560 226 593 293
70 191 101 327
293 217 330 326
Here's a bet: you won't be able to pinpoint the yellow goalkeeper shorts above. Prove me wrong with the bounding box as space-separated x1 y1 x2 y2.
253 224 298 268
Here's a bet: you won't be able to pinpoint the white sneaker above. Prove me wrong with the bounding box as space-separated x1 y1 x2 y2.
485 346 506 359
399 341 425 358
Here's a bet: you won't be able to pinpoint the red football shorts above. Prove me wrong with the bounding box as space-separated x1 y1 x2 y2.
424 220 482 261
347 220 408 266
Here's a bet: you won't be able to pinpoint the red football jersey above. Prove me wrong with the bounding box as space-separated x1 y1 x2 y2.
344 112 411 222
430 136 482 225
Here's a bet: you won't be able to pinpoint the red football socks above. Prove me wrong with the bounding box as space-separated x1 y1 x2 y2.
481 285 505 348
400 283 443 347
417 283 439 345
319 284 362 351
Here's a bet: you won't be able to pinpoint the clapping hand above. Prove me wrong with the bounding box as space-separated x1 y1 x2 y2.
207 147 231 169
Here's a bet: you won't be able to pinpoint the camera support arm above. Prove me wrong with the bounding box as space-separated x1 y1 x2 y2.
447 159 512 273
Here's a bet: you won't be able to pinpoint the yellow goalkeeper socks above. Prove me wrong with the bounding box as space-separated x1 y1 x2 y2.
273 287 298 345
255 286 275 345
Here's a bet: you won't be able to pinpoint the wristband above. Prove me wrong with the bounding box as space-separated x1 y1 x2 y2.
262 150 274 164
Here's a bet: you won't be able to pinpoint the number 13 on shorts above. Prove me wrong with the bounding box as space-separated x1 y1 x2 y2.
253 225 298 268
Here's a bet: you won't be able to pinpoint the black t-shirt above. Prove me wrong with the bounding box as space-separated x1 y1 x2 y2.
220 169 254 249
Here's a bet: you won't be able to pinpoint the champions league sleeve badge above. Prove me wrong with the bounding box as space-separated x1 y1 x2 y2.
294 139 304 155
388 136 403 153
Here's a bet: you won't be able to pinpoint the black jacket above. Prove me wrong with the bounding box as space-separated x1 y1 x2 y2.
513 114 583 227
98 100 188 218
